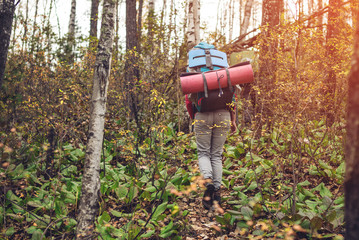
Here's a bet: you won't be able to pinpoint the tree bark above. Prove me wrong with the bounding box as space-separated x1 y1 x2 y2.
186 0 200 51
125 0 141 130
256 0 282 135
67 0 76 63
240 0 254 36
0 0 17 88
89 0 100 48
76 0 115 238
323 0 342 125
345 7 359 239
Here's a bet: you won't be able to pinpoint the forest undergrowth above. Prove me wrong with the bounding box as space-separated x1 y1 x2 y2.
0 118 345 240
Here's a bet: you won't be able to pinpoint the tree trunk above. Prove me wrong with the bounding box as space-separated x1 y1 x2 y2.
345 7 359 239
125 0 141 130
138 0 144 41
67 0 76 63
76 0 115 238
240 0 254 36
21 0 29 51
323 0 342 125
317 0 323 39
148 0 155 44
29 0 39 54
89 0 100 47
256 0 282 135
186 0 200 51
229 0 234 41
0 0 17 88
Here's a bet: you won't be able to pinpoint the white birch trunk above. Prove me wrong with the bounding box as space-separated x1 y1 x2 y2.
240 0 254 36
187 0 200 50
68 0 76 39
76 0 115 238
229 0 234 41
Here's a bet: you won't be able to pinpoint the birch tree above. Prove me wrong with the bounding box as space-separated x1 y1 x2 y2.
187 0 200 50
0 0 18 88
345 7 359 239
240 0 254 36
67 0 76 63
76 0 115 237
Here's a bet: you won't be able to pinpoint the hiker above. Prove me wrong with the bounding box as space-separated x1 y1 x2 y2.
184 42 238 209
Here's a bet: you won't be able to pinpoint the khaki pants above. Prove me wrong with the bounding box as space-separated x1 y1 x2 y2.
194 109 231 190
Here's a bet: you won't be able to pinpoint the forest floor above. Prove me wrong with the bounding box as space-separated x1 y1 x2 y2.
1 124 345 239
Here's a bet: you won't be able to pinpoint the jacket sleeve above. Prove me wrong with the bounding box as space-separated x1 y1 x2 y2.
185 95 195 119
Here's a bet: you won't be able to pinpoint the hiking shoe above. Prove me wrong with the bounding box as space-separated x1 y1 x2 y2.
213 189 221 205
202 184 215 209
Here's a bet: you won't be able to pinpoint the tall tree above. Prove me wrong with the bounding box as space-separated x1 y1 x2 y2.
0 0 18 88
240 0 254 36
256 0 283 133
89 0 100 46
67 0 76 63
186 0 200 50
345 6 359 239
125 0 141 129
323 0 342 125
76 0 115 237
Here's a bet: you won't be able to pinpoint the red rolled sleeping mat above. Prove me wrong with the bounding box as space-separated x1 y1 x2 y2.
180 61 254 94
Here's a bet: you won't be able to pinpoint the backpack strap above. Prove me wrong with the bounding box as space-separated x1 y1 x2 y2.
201 72 209 98
225 68 234 93
205 49 213 70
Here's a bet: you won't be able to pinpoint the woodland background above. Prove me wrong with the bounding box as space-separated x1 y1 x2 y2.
0 0 357 239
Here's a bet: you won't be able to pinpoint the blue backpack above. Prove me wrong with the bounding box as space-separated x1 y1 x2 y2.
186 42 235 112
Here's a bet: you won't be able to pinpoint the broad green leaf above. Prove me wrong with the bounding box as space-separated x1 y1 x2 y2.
111 210 123 217
310 216 323 230
140 230 155 238
152 202 167 221
160 220 174 234
227 210 242 216
27 201 43 208
31 229 43 240
116 185 128 199
241 206 253 219
159 229 176 238
99 211 111 224
319 160 332 170
247 181 257 191
5 227 15 236
297 180 311 187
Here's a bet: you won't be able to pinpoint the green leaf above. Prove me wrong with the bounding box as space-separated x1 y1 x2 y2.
314 183 332 198
241 206 253 219
247 181 257 191
160 221 174 234
159 230 176 238
99 211 111 224
223 169 234 175
111 210 123 217
5 227 15 236
27 201 43 208
297 180 311 187
140 230 155 238
310 216 323 230
31 229 43 240
319 160 332 170
152 202 168 221
116 185 128 199
128 185 139 202
227 210 242 216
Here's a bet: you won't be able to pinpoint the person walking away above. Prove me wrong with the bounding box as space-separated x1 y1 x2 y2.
184 42 237 209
